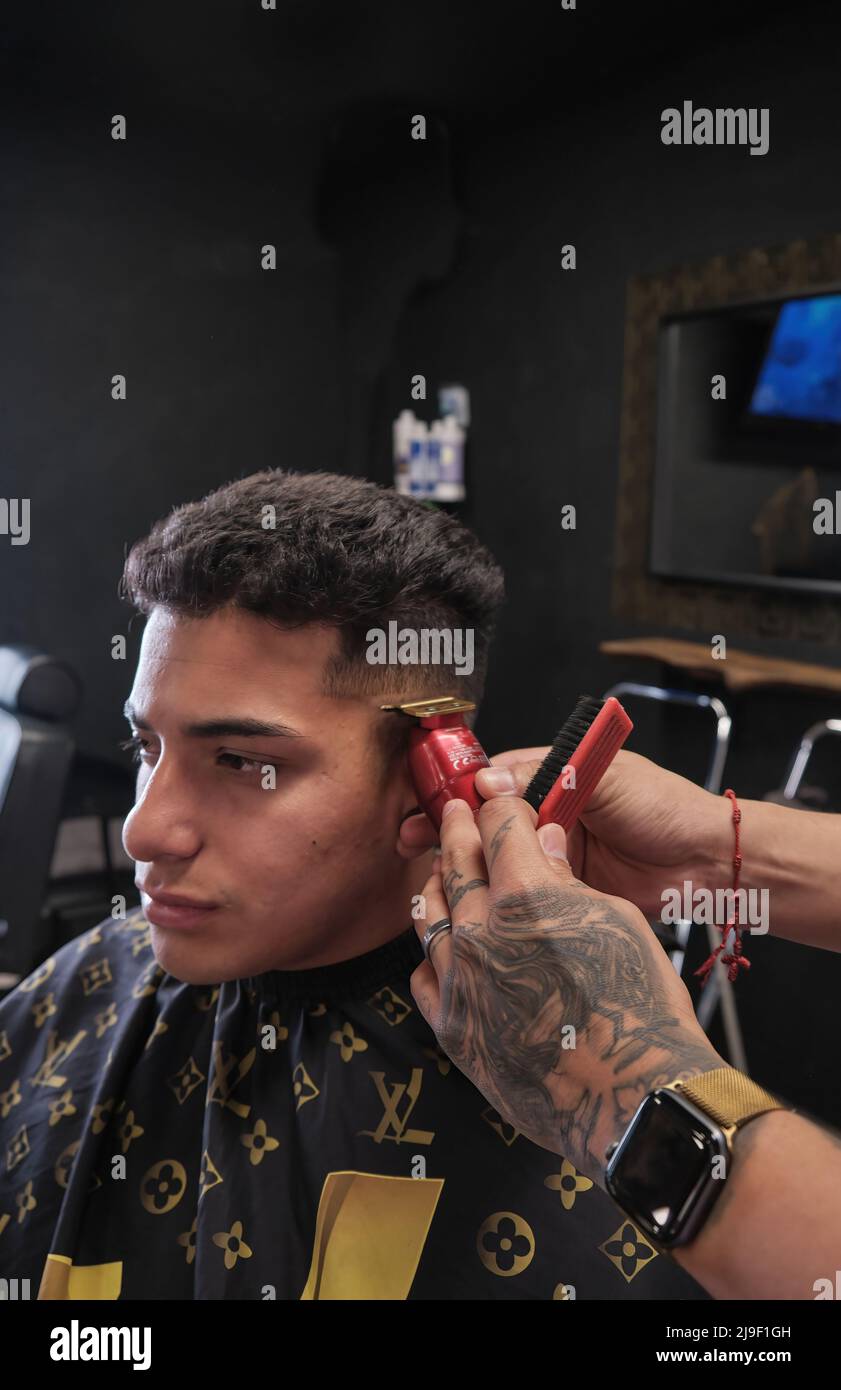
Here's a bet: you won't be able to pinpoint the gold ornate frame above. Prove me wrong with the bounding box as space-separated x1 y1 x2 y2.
612 232 841 644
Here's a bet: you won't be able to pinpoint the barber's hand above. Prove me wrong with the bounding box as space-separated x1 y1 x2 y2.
400 747 729 921
410 795 723 1184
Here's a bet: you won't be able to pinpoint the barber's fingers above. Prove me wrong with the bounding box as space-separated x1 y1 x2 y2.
410 799 487 1019
474 749 551 801
437 798 489 927
399 747 557 859
400 747 553 857
473 751 595 880
536 821 571 864
411 806 580 1027
410 867 451 1024
477 794 578 892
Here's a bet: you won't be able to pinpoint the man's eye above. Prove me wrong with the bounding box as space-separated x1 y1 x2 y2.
118 738 275 777
217 752 274 775
119 734 155 765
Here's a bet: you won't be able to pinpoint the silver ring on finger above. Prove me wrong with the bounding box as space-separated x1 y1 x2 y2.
422 917 452 960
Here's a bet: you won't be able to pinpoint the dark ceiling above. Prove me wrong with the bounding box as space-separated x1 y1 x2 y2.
0 0 821 134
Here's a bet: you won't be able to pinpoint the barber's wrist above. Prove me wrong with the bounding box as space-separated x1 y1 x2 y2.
671 1108 792 1281
602 1038 725 1159
604 1053 785 1262
699 788 738 898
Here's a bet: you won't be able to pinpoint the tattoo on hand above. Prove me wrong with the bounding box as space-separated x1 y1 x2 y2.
442 868 489 911
487 814 516 871
436 883 718 1179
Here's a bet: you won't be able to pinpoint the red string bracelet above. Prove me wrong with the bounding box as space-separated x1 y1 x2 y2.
694 788 752 987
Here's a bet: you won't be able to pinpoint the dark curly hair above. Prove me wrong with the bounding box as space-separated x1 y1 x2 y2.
121 469 505 759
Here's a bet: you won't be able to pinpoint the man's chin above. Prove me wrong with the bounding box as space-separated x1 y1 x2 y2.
149 928 244 987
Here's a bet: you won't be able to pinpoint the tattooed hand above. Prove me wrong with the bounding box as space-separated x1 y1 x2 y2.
410 795 724 1186
399 747 730 923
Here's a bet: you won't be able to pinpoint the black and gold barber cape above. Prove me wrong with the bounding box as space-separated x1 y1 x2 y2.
0 908 707 1300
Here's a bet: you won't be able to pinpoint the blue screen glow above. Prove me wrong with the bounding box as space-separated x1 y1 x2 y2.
750 295 841 425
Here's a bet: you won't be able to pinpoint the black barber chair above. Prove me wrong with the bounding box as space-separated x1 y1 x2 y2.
42 750 137 960
0 645 81 985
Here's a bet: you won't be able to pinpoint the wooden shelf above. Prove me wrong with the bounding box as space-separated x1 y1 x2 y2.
600 638 841 695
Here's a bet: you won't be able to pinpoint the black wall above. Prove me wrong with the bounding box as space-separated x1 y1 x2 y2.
1 108 344 759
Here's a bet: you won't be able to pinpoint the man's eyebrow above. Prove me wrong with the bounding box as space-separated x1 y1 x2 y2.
122 700 305 739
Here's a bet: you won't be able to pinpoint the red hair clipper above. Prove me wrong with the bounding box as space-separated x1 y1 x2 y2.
380 696 489 832
381 692 633 838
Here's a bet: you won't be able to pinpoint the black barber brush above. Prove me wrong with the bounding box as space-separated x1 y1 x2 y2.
523 695 633 829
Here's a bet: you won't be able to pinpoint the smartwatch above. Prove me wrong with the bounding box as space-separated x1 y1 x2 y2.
604 1066 785 1249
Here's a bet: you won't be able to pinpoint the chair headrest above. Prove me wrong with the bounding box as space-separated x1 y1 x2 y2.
0 645 81 722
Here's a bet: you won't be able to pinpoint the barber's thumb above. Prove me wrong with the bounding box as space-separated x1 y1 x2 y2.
537 821 570 866
475 760 542 799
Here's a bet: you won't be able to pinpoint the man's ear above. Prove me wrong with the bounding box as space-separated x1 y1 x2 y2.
376 716 432 857
393 751 435 859
396 805 437 860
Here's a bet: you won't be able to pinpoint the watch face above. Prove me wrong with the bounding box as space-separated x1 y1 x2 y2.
605 1091 726 1247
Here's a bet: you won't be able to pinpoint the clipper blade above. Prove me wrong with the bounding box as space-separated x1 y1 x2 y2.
379 696 476 718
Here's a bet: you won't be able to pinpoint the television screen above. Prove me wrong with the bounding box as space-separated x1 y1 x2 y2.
649 298 841 597
750 294 841 425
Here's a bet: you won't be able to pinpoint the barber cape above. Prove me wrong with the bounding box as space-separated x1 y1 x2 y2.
0 908 708 1300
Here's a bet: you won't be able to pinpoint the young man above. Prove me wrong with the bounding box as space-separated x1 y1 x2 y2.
0 470 706 1300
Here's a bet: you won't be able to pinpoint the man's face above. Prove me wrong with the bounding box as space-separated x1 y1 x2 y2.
122 606 423 984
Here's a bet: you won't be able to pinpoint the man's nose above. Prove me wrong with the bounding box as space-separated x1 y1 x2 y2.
122 759 203 865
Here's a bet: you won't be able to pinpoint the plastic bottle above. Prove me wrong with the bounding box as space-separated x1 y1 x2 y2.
438 383 471 428
426 420 443 498
435 414 466 501
392 410 415 496
408 418 429 496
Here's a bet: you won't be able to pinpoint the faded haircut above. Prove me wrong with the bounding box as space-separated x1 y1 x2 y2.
120 469 505 765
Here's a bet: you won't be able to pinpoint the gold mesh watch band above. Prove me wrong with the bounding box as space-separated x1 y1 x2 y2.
673 1067 784 1130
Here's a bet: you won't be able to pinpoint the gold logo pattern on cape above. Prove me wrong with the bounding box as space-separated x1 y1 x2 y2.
358 1068 434 1146
477 1211 535 1277
140 1159 187 1215
599 1220 658 1282
544 1159 594 1211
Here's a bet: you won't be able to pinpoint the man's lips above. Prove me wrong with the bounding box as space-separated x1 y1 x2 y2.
139 887 219 909
138 886 220 929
